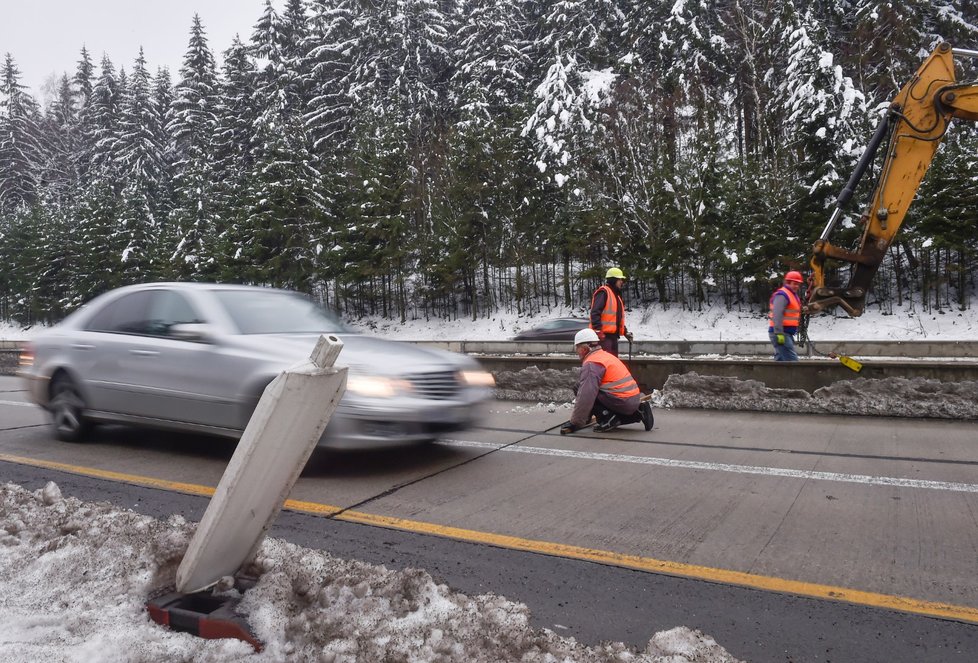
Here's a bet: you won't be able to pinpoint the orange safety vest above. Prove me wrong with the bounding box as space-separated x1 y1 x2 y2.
768 286 802 331
590 284 625 336
584 349 640 400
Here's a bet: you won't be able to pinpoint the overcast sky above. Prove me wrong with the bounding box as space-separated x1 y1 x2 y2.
1 0 276 103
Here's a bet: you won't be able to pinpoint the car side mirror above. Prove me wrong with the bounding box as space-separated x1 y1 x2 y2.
170 323 215 343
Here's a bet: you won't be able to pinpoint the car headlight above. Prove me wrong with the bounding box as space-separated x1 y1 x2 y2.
18 343 34 368
459 370 495 388
346 375 414 398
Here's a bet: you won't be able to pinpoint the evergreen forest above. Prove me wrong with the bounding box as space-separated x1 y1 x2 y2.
1 0 978 325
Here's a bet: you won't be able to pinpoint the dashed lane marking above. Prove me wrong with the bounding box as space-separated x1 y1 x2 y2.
440 439 978 494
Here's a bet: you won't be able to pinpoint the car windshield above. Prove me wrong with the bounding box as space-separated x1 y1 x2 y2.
213 290 350 335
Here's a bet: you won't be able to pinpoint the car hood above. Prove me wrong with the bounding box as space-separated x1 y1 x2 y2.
229 332 478 376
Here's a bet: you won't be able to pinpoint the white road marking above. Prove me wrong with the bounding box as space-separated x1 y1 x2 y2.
441 439 978 494
0 400 34 408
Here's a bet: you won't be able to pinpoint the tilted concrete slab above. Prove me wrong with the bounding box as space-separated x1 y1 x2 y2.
176 335 347 594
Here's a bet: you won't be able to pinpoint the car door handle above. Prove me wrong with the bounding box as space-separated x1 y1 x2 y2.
130 349 160 357
71 343 95 351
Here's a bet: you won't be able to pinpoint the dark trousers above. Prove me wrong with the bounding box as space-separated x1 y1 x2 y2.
591 392 641 424
599 335 620 356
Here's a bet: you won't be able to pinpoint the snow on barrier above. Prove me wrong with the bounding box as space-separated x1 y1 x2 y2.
176 334 347 594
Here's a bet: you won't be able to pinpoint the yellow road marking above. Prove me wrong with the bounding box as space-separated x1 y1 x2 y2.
0 453 218 497
3 451 978 624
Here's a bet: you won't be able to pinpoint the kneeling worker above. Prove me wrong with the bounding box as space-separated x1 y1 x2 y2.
561 328 653 434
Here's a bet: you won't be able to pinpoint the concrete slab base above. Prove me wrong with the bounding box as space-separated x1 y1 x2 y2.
146 577 261 651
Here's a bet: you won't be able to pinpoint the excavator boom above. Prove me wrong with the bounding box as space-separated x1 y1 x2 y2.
807 43 978 317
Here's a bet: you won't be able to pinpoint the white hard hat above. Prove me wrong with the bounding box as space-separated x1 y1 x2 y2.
574 328 600 346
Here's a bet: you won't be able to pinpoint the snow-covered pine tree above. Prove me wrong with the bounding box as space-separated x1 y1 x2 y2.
39 75 79 208
304 0 359 153
114 48 167 280
71 47 95 185
0 54 44 215
913 126 978 312
849 0 934 104
340 0 453 318
211 36 258 280
303 0 361 294
237 0 326 291
434 0 539 317
778 6 868 235
85 55 122 177
167 14 220 279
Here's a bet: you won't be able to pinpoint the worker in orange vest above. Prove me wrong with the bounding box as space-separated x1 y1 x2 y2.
560 328 653 434
589 267 632 357
769 270 804 361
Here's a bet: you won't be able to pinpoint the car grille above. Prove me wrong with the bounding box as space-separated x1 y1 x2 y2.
409 371 461 400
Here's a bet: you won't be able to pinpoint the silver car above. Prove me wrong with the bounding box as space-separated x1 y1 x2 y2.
18 283 495 447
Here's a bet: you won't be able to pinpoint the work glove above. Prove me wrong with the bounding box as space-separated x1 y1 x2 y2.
775 333 786 345
596 331 606 340
625 331 634 342
559 421 577 435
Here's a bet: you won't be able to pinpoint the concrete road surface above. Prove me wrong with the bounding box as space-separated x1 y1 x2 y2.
2 375 977 661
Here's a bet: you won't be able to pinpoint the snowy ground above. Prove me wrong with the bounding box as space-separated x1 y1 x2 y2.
343 302 978 343
0 481 741 663
4 301 977 343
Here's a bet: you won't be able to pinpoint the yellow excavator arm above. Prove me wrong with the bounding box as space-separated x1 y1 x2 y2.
807 42 978 317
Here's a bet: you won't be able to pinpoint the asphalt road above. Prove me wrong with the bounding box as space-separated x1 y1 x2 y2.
2 375 978 662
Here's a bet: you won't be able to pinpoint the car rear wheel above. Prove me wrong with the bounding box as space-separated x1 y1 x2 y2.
49 374 91 442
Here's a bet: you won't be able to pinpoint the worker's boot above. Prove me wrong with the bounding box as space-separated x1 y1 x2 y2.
639 401 654 431
593 411 620 432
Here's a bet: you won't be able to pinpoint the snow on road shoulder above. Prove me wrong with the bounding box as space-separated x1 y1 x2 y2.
492 366 978 420
0 482 742 663
658 373 978 419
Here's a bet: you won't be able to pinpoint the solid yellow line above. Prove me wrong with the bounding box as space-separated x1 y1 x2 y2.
333 510 978 624
3 451 977 624
0 452 218 497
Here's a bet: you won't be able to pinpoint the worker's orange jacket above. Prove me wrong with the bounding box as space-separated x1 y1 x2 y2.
584 349 640 400
590 284 625 336
768 286 802 332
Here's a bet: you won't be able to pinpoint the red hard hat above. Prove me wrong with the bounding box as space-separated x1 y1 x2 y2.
784 270 804 283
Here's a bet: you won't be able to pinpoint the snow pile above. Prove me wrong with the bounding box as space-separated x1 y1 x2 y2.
658 373 978 419
494 365 577 401
492 367 978 420
0 482 742 663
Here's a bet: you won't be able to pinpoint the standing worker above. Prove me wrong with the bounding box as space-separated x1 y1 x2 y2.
560 328 653 434
590 267 633 357
768 270 804 361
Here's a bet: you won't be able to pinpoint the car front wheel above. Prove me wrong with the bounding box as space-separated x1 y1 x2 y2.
49 374 91 442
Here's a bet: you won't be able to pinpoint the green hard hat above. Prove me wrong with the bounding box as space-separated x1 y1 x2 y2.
605 267 626 279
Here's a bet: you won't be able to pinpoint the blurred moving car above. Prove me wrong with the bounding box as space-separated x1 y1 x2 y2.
18 283 495 448
512 317 590 341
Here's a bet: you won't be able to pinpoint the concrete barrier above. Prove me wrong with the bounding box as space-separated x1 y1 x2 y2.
477 355 978 395
4 340 977 397
411 339 978 358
